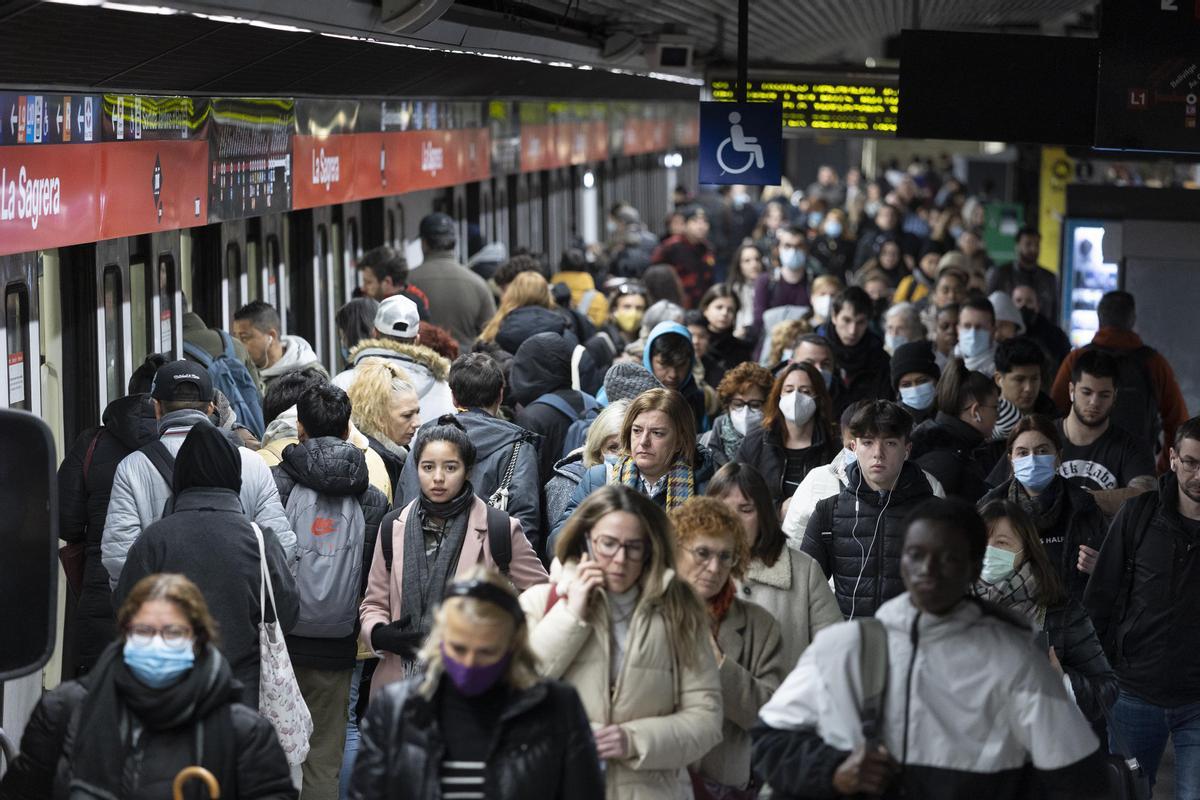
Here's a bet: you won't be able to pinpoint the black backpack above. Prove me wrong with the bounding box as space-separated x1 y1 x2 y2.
1084 344 1160 450
381 503 513 576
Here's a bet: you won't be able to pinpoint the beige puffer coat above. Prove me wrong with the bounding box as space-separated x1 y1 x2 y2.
520 561 724 800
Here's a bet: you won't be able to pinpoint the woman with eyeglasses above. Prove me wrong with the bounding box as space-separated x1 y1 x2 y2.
978 415 1106 601
360 416 548 699
0 573 295 800
701 363 774 469
734 362 839 509
349 568 604 800
669 497 785 799
521 486 723 800
708 462 841 671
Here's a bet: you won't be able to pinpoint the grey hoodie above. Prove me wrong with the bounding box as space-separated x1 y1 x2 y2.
101 409 297 588
259 334 327 385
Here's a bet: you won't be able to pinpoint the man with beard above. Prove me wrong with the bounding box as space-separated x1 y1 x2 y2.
1057 349 1156 517
815 287 891 414
1085 415 1200 796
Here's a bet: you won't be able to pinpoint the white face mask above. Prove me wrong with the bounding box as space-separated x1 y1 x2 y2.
729 406 763 436
812 295 832 319
777 390 817 428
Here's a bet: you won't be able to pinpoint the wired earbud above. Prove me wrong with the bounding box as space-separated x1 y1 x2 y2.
848 459 903 621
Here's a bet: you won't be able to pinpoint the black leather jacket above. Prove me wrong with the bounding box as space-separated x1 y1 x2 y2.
348 676 604 800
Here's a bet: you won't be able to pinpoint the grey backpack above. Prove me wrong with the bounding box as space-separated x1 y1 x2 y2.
285 485 366 638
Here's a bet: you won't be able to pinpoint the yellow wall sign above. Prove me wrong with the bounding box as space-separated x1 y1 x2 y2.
1038 146 1074 274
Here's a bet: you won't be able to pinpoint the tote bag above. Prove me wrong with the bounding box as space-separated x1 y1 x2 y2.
253 523 313 766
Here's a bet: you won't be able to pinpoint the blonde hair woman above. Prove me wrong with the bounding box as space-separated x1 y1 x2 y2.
520 486 723 800
478 271 564 353
347 357 421 494
544 400 630 529
350 568 603 800
548 387 713 549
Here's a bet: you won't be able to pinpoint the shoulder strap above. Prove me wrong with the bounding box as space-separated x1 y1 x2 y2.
181 338 215 367
381 506 408 573
485 505 512 576
82 428 105 482
857 618 889 746
570 345 586 392
252 523 278 624
487 439 523 511
532 392 578 420
218 329 237 359
141 440 176 488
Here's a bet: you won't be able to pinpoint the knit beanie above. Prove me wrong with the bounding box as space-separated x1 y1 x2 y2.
604 362 661 403
890 340 941 389
988 291 1027 336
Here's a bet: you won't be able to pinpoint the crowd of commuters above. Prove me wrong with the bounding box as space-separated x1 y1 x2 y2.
12 164 1195 800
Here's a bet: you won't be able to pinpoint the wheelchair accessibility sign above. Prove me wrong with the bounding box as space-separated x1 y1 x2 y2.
698 101 782 186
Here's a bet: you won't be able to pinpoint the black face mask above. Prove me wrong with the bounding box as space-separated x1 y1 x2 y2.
1020 306 1038 328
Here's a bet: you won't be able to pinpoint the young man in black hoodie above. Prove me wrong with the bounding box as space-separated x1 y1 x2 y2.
816 287 892 414
271 383 389 798
510 332 602 488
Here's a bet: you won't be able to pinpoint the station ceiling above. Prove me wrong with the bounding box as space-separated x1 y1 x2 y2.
0 0 1098 100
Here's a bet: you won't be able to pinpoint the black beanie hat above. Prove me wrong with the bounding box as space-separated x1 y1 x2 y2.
890 340 940 390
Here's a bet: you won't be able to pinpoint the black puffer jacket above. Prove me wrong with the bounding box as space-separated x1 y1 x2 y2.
496 307 572 356
800 461 934 618
348 677 604 800
56 394 158 676
0 647 296 800
1045 598 1118 722
1085 475 1200 708
910 412 995 503
273 436 389 671
979 477 1106 601
735 421 837 507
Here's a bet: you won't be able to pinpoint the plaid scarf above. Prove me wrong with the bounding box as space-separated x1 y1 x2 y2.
975 562 1041 624
612 454 694 509
706 579 737 635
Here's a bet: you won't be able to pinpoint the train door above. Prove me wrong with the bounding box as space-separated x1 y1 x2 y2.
309 206 336 373
506 174 520 255
341 201 364 304
477 180 493 245
546 170 562 259
93 239 134 413
220 219 248 331
255 214 289 333
383 195 407 251
1 250 44 745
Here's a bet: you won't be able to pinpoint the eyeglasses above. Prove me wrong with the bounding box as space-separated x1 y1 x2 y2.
681 545 739 568
589 535 648 561
1178 457 1200 474
127 624 193 649
729 400 765 412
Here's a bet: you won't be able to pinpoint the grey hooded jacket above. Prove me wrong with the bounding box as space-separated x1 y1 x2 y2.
101 409 297 587
396 408 542 550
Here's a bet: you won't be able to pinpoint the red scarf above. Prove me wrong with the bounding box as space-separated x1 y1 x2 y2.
706 580 736 632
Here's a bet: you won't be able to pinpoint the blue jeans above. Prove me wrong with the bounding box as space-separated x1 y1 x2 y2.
1109 690 1200 798
338 661 365 800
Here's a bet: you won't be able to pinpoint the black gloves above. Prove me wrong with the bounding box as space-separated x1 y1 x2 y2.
371 621 426 659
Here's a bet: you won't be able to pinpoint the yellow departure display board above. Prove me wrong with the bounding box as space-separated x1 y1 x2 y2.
708 74 899 135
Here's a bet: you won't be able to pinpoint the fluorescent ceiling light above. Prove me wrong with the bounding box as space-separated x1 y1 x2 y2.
101 2 178 12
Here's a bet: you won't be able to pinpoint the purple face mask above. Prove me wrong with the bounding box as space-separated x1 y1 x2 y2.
441 645 512 697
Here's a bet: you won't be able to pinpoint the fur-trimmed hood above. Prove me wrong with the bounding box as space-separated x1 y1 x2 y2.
348 337 449 382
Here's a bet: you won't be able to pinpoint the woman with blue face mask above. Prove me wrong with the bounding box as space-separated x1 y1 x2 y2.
977 415 1107 602
0 574 295 800
349 568 604 800
890 341 940 425
974 501 1117 723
